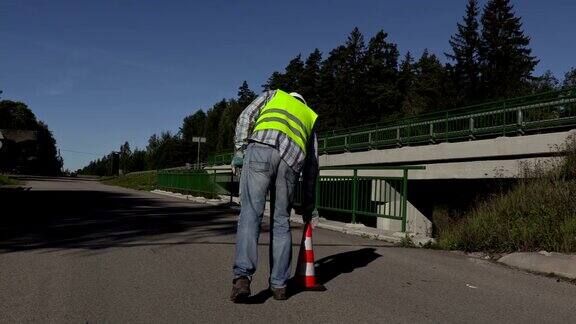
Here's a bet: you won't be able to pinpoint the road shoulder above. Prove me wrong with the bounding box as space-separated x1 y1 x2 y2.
498 251 576 280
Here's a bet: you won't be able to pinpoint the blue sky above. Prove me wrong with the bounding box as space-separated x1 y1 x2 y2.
1 0 575 170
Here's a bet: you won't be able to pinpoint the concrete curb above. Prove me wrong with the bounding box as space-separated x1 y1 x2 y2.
150 189 230 207
498 252 576 280
151 189 436 246
286 215 435 246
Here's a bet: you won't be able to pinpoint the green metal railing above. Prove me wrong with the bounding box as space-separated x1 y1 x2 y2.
293 166 424 232
207 88 576 165
156 169 233 198
207 152 234 166
156 165 423 232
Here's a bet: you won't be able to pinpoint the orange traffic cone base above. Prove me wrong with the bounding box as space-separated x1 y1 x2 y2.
302 283 327 292
295 275 327 291
293 222 327 292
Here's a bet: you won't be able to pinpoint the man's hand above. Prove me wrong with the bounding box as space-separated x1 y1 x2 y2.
302 208 319 226
231 152 244 176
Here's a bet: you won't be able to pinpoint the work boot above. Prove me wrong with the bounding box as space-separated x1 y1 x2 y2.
230 277 251 302
271 287 287 300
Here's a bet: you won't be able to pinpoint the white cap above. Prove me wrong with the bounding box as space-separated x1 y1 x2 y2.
289 92 307 105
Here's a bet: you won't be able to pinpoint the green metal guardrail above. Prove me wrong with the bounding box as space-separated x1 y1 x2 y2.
208 88 576 164
157 165 424 232
156 169 234 198
207 152 234 166
293 166 424 232
318 88 576 153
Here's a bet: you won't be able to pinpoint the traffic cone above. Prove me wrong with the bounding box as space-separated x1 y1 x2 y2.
294 222 326 291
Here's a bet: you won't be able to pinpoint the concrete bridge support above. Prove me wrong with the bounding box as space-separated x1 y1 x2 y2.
372 180 432 236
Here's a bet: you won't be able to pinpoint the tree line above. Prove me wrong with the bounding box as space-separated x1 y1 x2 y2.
0 100 63 175
78 81 257 175
79 0 576 175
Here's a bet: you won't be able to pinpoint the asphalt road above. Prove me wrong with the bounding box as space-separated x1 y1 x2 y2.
1 177 575 323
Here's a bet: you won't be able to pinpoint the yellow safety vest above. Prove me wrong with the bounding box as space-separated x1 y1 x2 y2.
253 90 318 153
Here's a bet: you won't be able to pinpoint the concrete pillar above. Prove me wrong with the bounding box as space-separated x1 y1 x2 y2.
371 179 432 236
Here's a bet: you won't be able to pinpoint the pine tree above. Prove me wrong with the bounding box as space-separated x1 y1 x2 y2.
317 45 346 131
180 110 207 163
446 0 481 104
299 49 322 107
316 28 368 130
344 27 366 87
181 110 207 140
282 55 304 92
237 80 256 108
398 52 415 96
415 50 450 113
154 131 185 168
338 27 367 126
216 109 230 152
129 149 146 172
205 99 227 154
563 68 576 89
479 0 538 99
119 141 131 173
217 100 238 152
364 30 401 119
263 71 284 91
263 55 304 92
398 52 422 116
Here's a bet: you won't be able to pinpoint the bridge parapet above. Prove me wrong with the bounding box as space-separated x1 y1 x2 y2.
208 88 576 167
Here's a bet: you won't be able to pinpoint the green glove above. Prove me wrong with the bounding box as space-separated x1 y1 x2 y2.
232 156 243 167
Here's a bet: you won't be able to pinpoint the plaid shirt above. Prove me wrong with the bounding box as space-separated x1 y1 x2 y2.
234 90 318 174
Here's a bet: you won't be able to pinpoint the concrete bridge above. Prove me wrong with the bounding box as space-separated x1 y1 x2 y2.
203 89 576 237
316 129 575 236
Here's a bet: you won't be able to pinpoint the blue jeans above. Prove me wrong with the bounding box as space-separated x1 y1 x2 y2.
233 142 297 288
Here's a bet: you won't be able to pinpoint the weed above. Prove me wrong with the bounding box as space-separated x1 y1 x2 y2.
398 235 416 248
0 175 19 186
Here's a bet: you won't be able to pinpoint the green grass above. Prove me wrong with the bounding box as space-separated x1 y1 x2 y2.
437 135 576 253
0 175 19 186
101 170 157 191
437 178 576 253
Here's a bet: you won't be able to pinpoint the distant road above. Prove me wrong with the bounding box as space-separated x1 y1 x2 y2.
1 177 575 323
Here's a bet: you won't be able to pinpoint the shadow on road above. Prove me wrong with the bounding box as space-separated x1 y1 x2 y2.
315 248 382 284
242 248 382 304
0 186 240 252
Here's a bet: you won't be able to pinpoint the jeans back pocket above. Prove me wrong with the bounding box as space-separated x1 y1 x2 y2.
249 161 269 172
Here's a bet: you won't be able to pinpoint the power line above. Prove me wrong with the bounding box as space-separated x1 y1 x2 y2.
61 149 105 156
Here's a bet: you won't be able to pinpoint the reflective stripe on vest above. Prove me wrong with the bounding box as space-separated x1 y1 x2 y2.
253 90 318 152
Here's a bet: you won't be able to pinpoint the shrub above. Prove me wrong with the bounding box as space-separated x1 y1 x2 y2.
0 175 18 186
